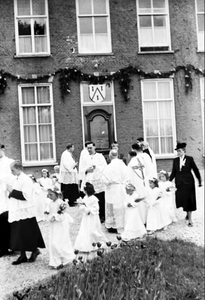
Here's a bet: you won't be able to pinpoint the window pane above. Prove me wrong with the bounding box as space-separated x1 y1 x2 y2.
154 16 166 27
38 107 51 123
37 86 50 103
39 125 52 141
22 87 35 104
78 0 92 14
153 0 166 13
158 82 170 99
153 16 167 45
197 0 205 12
90 115 109 148
94 0 107 14
138 0 151 13
17 0 30 15
139 16 152 27
24 125 37 142
34 18 46 35
23 107 36 124
143 82 156 99
25 144 38 161
160 119 172 135
198 15 205 31
144 101 157 117
159 101 171 117
161 137 173 153
18 19 31 35
79 18 93 34
40 143 53 160
32 0 46 15
147 138 159 153
145 119 158 136
95 17 107 33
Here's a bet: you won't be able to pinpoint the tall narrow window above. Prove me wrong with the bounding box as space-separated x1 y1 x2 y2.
136 0 171 52
196 0 205 51
14 0 50 56
19 84 56 165
141 79 176 156
76 0 112 54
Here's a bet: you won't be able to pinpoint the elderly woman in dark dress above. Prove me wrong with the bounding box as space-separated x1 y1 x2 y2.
169 142 202 227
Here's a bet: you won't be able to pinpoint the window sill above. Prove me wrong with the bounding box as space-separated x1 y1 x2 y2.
196 50 205 53
138 51 174 55
14 54 52 58
77 53 114 57
22 161 58 167
155 155 176 160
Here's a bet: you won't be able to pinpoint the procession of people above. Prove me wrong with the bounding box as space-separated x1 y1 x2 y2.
0 140 202 269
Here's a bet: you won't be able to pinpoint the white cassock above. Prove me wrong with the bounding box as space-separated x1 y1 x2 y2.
158 181 177 223
146 187 165 231
47 198 75 268
81 153 107 194
121 191 147 241
78 148 90 182
0 155 14 215
102 158 130 231
74 195 108 252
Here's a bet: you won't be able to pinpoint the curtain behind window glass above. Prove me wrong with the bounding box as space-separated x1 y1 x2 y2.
33 0 45 15
17 0 30 15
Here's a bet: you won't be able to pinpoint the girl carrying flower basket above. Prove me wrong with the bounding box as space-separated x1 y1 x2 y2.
74 182 108 252
46 187 75 269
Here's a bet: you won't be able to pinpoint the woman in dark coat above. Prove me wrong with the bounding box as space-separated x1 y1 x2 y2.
169 142 202 227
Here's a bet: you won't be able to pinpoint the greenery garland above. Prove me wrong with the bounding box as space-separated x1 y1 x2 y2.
0 64 204 101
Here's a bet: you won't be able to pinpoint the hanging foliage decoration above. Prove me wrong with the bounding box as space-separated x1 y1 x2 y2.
0 64 204 101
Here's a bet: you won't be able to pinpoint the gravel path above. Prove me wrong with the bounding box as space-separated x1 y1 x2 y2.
0 180 204 300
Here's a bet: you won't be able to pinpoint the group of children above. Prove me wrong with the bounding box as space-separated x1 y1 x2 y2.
30 166 177 270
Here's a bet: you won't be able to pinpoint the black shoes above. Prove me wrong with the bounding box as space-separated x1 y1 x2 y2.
28 249 41 262
12 256 28 265
107 228 118 234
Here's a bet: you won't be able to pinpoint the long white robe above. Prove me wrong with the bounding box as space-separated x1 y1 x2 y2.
102 158 130 231
48 198 75 267
78 148 90 181
59 150 78 184
81 153 107 193
74 195 107 252
121 191 147 241
159 181 177 223
146 187 164 231
0 155 14 214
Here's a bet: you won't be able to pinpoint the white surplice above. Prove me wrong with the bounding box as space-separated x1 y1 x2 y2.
74 195 108 252
121 191 147 241
102 158 130 231
48 198 75 267
81 153 107 193
59 150 78 184
0 155 15 214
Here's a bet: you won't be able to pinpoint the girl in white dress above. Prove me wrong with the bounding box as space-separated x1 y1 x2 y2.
121 183 146 241
158 170 177 223
74 182 108 252
146 178 164 234
37 169 52 216
46 187 75 269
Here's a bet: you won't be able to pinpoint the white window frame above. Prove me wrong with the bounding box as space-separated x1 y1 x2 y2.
195 0 205 52
14 0 50 56
18 83 56 166
80 81 117 146
136 0 172 52
141 78 176 158
76 0 112 54
200 77 204 155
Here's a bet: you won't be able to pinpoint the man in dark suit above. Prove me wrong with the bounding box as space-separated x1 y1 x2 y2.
169 142 202 227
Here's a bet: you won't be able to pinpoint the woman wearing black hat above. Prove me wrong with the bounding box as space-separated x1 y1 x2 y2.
169 142 202 227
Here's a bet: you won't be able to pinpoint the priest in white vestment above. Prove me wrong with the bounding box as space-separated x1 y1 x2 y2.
102 150 130 233
81 142 107 222
0 144 14 257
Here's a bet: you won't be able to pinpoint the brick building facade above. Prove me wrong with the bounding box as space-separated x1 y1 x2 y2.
0 0 204 177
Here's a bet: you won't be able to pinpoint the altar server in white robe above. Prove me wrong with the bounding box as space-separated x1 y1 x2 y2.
81 142 107 222
74 182 107 252
46 187 75 269
0 144 14 257
59 143 79 206
7 161 45 265
102 150 130 234
121 183 146 241
78 141 91 190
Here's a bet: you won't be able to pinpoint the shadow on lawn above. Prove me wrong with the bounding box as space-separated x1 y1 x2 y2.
8 237 204 300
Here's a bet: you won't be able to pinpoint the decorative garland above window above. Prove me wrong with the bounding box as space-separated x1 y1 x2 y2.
0 64 204 101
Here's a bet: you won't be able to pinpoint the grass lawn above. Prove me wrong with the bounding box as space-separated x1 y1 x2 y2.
10 237 204 300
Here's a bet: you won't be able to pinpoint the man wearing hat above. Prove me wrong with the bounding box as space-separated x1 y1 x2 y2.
0 144 14 257
169 142 202 227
